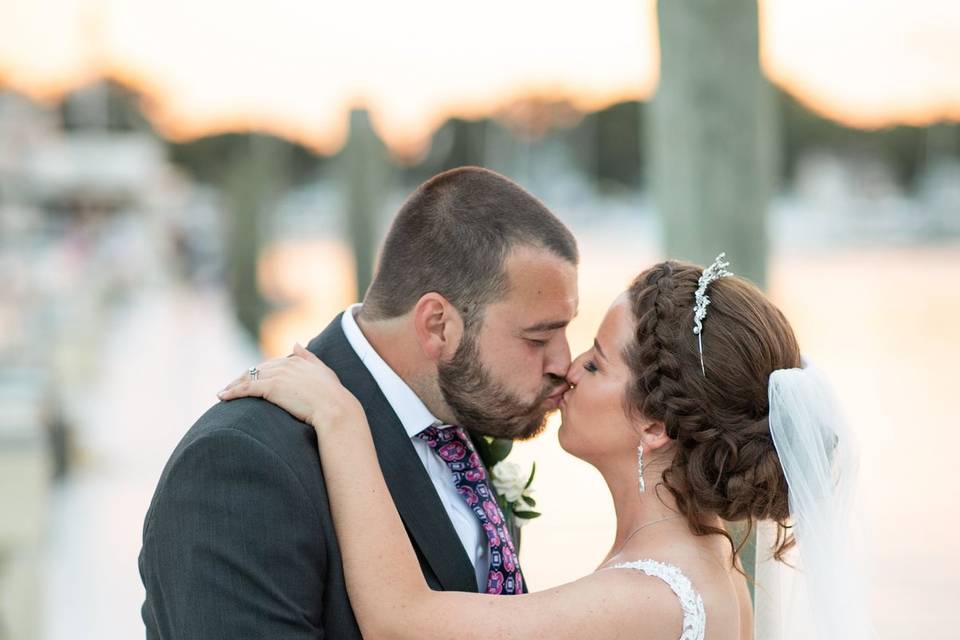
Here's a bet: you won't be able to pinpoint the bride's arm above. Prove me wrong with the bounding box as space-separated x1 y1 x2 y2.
218 345 676 640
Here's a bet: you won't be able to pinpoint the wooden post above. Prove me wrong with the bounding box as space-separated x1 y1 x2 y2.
339 110 391 302
222 134 287 343
648 0 777 289
649 0 779 603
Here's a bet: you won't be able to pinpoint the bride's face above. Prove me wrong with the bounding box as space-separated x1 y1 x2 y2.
558 292 640 462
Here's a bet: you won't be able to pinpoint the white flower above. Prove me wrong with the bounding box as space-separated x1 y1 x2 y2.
491 461 527 503
491 460 540 528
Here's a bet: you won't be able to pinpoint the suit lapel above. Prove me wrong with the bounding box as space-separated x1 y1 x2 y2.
307 315 479 593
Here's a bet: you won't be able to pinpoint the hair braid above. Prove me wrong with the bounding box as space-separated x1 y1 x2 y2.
624 260 801 569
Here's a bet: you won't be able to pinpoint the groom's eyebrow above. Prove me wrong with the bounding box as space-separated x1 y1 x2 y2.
522 319 570 332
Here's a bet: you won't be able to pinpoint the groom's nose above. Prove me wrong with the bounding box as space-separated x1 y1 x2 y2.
543 335 572 379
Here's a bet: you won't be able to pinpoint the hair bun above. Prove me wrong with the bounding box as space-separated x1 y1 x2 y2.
625 260 802 564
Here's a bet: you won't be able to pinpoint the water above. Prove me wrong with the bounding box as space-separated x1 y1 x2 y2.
41 237 960 639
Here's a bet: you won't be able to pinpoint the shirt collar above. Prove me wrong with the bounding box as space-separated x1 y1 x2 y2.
340 303 444 438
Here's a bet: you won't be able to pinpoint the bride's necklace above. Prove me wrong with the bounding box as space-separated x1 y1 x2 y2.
609 514 683 559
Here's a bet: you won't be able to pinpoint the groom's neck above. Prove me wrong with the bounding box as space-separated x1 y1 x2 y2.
355 307 454 424
356 311 423 387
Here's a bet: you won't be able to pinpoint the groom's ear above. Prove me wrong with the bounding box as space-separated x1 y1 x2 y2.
412 293 464 362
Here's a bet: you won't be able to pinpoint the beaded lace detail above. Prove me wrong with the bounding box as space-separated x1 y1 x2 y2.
607 559 706 640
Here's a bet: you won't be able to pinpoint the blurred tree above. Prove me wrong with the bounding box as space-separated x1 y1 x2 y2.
592 101 645 192
439 117 490 169
168 133 319 342
336 109 392 302
924 121 959 160
778 90 927 188
168 132 319 186
402 117 490 184
59 79 154 132
649 0 777 289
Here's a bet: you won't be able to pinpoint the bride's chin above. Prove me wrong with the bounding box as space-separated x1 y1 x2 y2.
557 412 575 454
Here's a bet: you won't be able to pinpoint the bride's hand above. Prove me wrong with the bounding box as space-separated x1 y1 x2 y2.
217 343 363 432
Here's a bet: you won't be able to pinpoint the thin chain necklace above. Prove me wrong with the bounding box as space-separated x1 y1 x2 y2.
608 514 684 560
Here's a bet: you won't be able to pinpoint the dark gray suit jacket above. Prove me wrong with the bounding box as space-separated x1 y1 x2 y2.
139 314 518 638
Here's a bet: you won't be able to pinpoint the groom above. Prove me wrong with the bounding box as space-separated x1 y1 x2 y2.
139 167 579 638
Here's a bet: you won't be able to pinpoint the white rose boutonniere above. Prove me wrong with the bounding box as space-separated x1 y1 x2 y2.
491 460 540 528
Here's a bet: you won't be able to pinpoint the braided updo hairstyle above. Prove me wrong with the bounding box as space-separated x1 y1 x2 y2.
624 260 800 563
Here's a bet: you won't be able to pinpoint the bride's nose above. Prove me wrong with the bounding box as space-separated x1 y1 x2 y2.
565 352 587 386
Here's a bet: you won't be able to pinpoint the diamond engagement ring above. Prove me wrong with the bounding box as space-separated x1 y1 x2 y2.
248 366 260 381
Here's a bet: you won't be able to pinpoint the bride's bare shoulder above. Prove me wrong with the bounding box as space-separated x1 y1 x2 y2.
431 566 685 640
638 539 746 639
540 567 686 640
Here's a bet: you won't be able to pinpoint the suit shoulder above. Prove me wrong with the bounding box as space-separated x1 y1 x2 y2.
180 397 319 463
146 398 329 531
155 398 325 502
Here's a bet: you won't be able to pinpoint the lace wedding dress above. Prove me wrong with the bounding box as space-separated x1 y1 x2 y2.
600 559 706 640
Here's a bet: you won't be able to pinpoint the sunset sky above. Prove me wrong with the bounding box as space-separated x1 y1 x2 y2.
0 0 958 154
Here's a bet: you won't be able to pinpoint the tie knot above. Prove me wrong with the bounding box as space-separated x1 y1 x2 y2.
416 425 481 470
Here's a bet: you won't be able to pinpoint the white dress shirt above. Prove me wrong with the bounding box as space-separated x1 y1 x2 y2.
340 304 490 591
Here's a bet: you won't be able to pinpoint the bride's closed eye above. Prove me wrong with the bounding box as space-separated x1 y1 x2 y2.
583 359 598 373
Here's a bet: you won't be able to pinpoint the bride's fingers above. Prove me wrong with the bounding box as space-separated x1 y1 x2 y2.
217 360 293 400
218 358 285 396
217 376 271 402
217 346 342 404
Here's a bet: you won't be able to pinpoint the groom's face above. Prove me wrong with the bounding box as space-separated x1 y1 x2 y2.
437 246 577 440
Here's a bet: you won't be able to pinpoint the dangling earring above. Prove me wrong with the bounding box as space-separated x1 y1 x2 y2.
637 445 646 494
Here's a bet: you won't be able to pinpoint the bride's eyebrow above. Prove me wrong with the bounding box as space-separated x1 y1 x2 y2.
593 338 607 360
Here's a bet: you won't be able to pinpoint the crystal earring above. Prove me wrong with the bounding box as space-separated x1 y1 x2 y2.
637 445 646 494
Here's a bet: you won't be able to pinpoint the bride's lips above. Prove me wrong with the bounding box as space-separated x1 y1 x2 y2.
559 388 571 408
545 386 569 407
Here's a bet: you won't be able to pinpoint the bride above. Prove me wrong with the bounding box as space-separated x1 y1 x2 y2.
217 255 866 639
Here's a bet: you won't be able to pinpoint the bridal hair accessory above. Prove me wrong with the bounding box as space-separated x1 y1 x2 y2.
637 445 646 493
756 356 873 639
692 252 734 376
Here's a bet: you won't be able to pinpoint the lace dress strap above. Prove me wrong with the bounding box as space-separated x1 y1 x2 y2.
607 559 706 640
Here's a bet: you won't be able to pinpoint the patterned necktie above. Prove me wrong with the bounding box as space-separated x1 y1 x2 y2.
416 424 525 595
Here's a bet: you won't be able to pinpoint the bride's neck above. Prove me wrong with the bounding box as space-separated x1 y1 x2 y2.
597 455 681 564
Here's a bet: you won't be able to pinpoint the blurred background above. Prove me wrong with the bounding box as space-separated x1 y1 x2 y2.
0 0 957 638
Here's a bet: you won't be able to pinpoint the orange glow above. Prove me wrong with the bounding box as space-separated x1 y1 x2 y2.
1 0 957 154
257 238 357 356
760 0 960 128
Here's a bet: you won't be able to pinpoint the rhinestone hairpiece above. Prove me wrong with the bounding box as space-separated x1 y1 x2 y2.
693 252 734 376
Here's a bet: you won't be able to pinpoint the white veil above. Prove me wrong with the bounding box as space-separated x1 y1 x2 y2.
753 357 874 640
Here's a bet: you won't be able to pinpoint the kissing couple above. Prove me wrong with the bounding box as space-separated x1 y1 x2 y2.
140 167 868 639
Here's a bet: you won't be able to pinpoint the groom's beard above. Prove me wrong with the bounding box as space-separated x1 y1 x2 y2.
437 329 562 441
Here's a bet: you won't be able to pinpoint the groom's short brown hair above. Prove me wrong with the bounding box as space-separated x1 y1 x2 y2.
362 166 578 326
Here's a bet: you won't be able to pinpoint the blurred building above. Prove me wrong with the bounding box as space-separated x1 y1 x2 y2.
0 82 207 640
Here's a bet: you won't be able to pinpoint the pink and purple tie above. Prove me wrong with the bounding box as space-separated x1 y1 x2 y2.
416 424 525 595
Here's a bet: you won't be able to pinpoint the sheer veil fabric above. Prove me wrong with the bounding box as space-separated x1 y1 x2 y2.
754 357 874 639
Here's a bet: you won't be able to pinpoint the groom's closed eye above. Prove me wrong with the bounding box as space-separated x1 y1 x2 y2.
523 329 562 347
